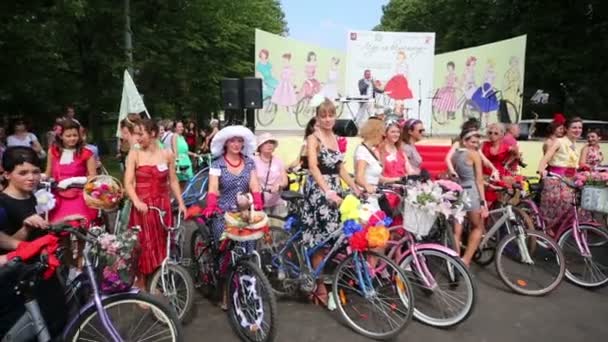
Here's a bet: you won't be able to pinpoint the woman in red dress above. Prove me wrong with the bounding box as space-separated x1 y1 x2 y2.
185 121 197 152
380 121 411 226
124 119 186 290
480 123 517 204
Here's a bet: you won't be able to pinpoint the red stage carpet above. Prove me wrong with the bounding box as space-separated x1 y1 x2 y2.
417 145 451 178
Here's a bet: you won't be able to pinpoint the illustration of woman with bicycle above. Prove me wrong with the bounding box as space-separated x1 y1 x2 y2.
433 61 459 120
271 52 297 114
320 57 340 100
384 51 414 103
298 51 321 100
461 56 477 100
503 56 521 110
125 119 186 292
472 59 499 116
256 49 278 100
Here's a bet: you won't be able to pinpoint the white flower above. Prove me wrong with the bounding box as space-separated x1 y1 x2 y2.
35 189 56 214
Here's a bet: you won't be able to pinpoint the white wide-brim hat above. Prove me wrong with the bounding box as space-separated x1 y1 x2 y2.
210 125 256 157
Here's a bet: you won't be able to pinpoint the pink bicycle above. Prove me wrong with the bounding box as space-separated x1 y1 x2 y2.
518 173 608 288
375 185 476 327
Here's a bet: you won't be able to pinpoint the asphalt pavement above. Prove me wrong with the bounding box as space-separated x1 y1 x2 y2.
184 264 608 342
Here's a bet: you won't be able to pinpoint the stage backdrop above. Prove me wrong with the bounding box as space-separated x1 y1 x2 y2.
345 30 436 128
431 35 527 135
254 29 345 131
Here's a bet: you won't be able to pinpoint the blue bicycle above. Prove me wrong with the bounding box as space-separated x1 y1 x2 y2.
178 154 212 208
258 191 415 340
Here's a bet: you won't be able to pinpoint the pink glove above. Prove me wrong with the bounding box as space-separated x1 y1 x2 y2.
252 192 264 211
202 193 221 217
337 136 347 153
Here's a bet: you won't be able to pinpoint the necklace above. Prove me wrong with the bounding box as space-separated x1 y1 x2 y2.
224 154 243 168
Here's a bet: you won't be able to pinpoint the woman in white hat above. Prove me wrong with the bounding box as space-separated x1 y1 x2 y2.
254 133 288 216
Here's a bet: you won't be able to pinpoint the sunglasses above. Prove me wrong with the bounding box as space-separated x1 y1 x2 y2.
417 129 425 134
488 131 500 135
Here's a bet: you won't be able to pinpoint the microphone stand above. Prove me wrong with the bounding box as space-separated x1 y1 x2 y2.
417 79 422 120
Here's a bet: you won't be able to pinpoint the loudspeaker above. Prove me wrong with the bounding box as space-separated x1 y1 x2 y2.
242 77 263 109
334 119 358 137
221 78 241 110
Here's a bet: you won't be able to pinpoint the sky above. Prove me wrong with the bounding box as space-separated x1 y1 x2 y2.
280 0 389 51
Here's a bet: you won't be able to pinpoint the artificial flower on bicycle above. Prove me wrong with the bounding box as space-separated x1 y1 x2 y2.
574 170 608 187
339 194 391 252
83 176 123 211
89 226 141 293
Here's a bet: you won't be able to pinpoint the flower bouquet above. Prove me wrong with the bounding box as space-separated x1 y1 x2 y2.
403 180 467 238
83 175 123 211
339 195 391 252
574 171 608 214
89 226 140 293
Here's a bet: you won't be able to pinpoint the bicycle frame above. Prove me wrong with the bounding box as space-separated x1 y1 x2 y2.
149 207 187 294
481 205 534 264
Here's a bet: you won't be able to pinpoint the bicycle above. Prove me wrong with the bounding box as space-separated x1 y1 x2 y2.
375 184 476 328
190 213 278 342
1 221 183 342
147 206 196 324
258 191 415 340
439 182 566 296
256 95 278 127
462 89 519 128
538 173 608 288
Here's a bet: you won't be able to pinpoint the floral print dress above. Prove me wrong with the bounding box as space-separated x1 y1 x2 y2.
301 138 344 247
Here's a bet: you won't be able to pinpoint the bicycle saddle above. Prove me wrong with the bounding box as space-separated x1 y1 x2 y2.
281 191 303 201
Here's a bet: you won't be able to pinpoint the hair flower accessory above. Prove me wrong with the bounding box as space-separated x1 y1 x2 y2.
309 94 326 108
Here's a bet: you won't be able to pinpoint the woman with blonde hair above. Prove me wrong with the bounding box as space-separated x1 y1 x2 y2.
354 117 384 197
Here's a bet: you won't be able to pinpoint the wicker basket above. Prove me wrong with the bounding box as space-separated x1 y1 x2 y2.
581 186 608 214
403 202 437 238
223 194 269 242
83 175 124 211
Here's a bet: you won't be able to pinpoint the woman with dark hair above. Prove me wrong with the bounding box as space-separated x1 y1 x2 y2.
7 120 44 158
185 121 197 152
451 128 488 266
538 117 590 235
289 117 318 170
400 118 425 175
543 113 566 154
0 146 67 337
580 129 604 170
45 119 97 225
125 119 185 291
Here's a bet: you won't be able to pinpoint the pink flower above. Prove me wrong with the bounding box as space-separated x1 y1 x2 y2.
337 137 347 153
100 184 110 192
91 190 101 198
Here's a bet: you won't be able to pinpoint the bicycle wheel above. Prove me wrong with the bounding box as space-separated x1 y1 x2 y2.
432 104 448 125
149 263 196 324
227 260 278 342
296 97 314 128
257 226 302 297
503 100 519 124
191 226 218 297
257 97 277 126
558 225 608 288
332 251 414 340
516 201 544 232
462 99 481 123
64 292 182 342
495 230 565 295
399 249 476 327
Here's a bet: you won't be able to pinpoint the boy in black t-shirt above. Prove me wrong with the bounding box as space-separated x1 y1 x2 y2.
0 146 66 337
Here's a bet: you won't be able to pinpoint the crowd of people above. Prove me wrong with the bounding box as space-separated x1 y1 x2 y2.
0 99 604 334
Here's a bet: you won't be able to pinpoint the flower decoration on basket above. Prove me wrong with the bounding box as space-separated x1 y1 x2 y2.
89 226 140 294
34 188 56 215
223 193 269 242
574 171 608 188
404 180 468 238
339 195 391 252
575 171 608 214
83 175 123 211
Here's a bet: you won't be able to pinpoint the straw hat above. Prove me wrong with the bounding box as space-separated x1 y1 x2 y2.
256 132 278 151
210 125 256 157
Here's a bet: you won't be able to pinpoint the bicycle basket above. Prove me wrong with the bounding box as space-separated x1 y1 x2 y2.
403 202 437 238
224 209 269 242
581 186 608 214
83 175 123 211
90 227 140 293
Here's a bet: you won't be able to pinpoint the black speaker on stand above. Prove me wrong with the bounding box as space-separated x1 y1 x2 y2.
334 119 358 137
221 78 242 110
242 77 263 132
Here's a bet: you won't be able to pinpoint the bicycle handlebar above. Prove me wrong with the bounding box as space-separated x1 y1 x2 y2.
0 256 46 286
148 206 183 231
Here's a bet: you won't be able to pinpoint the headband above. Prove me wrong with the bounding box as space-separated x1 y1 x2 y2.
404 119 422 129
463 130 480 140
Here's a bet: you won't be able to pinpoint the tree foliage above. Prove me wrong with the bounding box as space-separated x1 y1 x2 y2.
0 0 287 131
377 0 608 119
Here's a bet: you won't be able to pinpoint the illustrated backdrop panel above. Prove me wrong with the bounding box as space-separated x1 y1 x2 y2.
254 29 346 131
431 35 527 135
345 30 436 128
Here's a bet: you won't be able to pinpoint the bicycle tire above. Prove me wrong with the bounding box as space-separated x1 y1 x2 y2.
495 230 565 296
502 99 519 124
462 99 481 123
432 103 449 125
256 97 277 127
332 251 414 340
180 219 201 262
227 259 278 342
399 249 476 327
558 225 608 288
149 264 196 324
190 225 218 297
64 292 183 342
295 97 314 128
257 226 302 298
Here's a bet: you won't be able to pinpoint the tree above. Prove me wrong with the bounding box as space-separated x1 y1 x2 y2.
377 0 608 119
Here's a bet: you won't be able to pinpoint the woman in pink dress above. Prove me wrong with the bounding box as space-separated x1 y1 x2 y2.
271 52 297 114
45 119 97 224
299 51 321 100
384 51 414 101
380 121 411 228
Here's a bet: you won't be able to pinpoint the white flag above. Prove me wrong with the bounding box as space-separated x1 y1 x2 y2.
116 69 150 137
